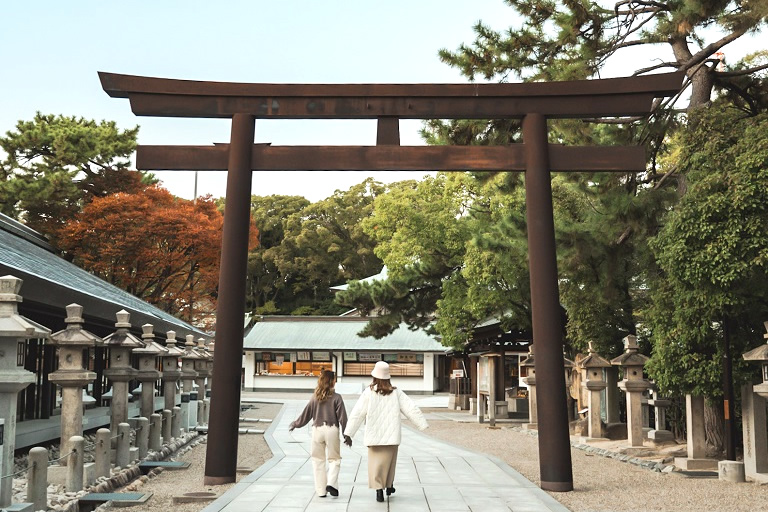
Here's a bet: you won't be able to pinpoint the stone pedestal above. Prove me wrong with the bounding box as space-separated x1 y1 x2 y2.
674 394 718 471
48 304 102 465
0 275 51 508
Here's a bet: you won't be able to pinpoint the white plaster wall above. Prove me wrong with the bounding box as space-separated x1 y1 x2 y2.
243 352 256 389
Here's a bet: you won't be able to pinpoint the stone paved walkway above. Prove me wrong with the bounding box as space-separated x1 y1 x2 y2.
201 397 570 512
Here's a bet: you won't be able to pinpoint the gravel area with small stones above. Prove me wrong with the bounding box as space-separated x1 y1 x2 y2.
96 402 281 512
78 398 768 512
416 408 768 512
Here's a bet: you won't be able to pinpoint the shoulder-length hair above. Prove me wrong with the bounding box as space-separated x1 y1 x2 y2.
370 377 395 396
314 370 336 401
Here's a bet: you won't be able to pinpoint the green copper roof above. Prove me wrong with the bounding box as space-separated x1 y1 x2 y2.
244 316 447 353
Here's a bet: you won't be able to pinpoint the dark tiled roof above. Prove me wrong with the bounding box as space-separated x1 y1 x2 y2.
0 214 207 339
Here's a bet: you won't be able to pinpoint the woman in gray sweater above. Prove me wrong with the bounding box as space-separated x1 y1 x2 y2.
289 370 352 498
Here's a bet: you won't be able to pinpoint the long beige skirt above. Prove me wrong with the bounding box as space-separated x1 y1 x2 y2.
367 445 398 489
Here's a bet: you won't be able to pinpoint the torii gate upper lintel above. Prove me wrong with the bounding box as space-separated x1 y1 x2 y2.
100 70 684 492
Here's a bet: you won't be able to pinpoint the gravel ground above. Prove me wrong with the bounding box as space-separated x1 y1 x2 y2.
415 408 768 512
98 402 281 512
99 399 768 512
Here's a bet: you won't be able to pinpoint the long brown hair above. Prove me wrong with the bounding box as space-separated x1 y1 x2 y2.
314 370 336 401
370 377 395 396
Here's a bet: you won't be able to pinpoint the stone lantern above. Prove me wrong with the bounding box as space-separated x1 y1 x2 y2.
102 310 143 434
161 331 184 411
577 341 611 439
48 304 103 463
0 276 51 507
743 321 768 398
133 324 168 418
520 345 537 430
610 335 649 448
180 334 200 396
205 339 214 398
179 334 201 430
193 337 209 399
194 338 210 426
741 321 768 483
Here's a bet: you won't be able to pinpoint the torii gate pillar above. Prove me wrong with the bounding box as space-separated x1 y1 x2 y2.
523 113 572 489
204 114 255 484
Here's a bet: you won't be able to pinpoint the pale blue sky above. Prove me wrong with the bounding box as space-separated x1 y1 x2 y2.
1 2 759 201
1 1 516 200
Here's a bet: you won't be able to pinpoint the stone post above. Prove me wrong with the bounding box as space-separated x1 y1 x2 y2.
520 345 537 430
149 413 162 451
673 394 717 470
116 423 131 468
48 304 103 465
134 324 168 419
162 409 173 443
577 342 611 440
0 276 51 507
204 340 214 423
136 417 150 459
94 428 110 479
103 310 143 436
66 436 85 492
611 335 650 449
27 446 48 511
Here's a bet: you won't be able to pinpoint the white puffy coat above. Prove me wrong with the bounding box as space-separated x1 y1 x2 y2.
344 386 428 446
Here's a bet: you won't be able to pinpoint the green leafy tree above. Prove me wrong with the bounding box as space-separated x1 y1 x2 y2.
0 113 152 240
644 105 768 397
247 179 385 316
246 195 311 314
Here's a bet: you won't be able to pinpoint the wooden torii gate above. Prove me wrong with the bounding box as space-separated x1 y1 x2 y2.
100 71 682 492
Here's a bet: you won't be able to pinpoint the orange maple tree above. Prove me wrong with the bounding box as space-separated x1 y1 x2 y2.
58 186 258 329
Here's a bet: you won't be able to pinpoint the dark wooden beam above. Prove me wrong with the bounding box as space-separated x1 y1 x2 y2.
99 71 684 120
137 144 646 172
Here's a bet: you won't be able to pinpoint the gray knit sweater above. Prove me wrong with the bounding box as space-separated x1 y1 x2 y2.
290 392 349 431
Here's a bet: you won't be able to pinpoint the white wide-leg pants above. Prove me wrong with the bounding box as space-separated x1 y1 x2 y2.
311 424 341 496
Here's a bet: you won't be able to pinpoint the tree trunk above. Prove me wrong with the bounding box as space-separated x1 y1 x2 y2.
704 399 725 458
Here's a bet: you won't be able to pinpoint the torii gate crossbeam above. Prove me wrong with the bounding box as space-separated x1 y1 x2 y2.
100 71 683 492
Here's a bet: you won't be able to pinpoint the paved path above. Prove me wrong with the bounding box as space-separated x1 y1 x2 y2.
203 397 570 512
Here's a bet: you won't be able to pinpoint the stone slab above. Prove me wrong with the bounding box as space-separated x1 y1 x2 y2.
675 457 718 471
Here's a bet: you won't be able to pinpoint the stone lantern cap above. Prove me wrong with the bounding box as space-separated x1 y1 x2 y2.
0 275 51 339
133 324 169 356
578 341 612 369
48 304 103 347
163 330 186 357
610 335 649 368
182 334 204 360
520 344 535 368
742 321 768 363
103 310 144 348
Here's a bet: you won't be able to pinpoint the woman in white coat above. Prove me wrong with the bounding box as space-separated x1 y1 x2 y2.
344 361 429 502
